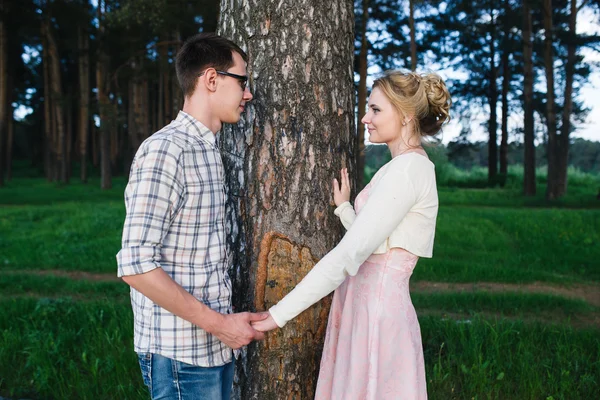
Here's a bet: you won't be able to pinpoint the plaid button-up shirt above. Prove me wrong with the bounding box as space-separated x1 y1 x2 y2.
117 111 233 367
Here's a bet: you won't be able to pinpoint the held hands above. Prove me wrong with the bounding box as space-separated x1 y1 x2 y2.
332 168 351 207
251 312 280 332
210 312 268 350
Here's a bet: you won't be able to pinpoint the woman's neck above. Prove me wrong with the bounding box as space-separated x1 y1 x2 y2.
389 140 423 158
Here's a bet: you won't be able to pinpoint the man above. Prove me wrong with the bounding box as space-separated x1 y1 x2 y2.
117 33 265 400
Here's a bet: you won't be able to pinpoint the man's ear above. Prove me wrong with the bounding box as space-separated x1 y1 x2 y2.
201 68 218 93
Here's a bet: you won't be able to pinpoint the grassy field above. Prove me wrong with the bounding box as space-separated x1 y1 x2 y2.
0 169 599 399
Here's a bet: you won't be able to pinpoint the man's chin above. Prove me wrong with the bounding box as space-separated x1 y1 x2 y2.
223 115 242 125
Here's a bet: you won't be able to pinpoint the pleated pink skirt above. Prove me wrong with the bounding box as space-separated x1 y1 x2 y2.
314 248 427 400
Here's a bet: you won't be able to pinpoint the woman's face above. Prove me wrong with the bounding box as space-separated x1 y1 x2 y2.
361 87 403 147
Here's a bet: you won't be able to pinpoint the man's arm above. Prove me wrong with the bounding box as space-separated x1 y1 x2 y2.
122 269 265 349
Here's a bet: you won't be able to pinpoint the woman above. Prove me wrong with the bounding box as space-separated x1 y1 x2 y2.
252 70 451 399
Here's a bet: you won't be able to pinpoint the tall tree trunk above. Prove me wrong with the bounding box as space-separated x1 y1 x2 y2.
96 0 111 190
555 0 578 198
218 0 355 398
43 19 67 184
0 1 7 187
522 0 536 196
5 102 12 181
172 29 182 118
357 0 369 189
543 0 558 199
92 123 99 168
158 41 166 127
78 25 90 183
163 44 172 124
410 0 417 71
41 19 54 181
66 85 73 183
488 7 498 184
499 0 511 186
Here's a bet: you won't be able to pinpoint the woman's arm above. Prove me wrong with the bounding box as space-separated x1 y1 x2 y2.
258 164 419 329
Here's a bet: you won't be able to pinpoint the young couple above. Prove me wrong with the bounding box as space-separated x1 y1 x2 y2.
117 33 451 400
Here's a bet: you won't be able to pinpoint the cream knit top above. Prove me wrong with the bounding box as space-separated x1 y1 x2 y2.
269 153 439 327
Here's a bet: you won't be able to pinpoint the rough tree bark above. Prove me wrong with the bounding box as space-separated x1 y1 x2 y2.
357 0 369 190
218 0 355 398
542 0 558 199
488 4 498 184
522 0 536 196
0 0 7 187
410 0 417 71
78 25 90 183
42 19 67 184
41 17 54 181
554 0 578 198
499 0 511 186
96 0 111 189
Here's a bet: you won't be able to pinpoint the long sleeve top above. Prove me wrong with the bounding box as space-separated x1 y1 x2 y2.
269 152 438 327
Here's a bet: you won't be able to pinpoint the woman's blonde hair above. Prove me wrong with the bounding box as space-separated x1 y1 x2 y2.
372 70 452 138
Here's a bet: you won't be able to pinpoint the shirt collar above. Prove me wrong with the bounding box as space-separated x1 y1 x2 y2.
176 111 217 147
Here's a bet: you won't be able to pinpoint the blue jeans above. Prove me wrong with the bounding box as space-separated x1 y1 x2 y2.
138 353 234 400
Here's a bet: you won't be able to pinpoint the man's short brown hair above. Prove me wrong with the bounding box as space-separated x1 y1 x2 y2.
175 33 248 97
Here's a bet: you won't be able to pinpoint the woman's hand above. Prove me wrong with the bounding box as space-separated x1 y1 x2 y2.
251 312 280 332
333 168 351 207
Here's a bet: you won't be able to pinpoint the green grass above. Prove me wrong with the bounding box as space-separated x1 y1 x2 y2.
0 176 126 205
415 206 600 283
1 173 599 399
422 316 600 399
0 201 124 273
0 273 127 300
1 177 599 283
412 291 598 316
0 298 146 400
0 297 596 400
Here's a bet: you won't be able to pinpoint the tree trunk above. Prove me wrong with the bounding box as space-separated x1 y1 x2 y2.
5 102 12 181
41 19 54 181
555 0 577 198
488 7 498 184
543 0 558 199
66 85 73 183
78 25 90 183
218 1 355 398
522 0 536 196
499 0 510 186
172 29 182 118
0 1 7 187
500 0 511 186
163 44 172 124
43 19 67 184
92 123 99 168
410 0 417 71
158 41 167 127
357 0 369 189
96 0 111 190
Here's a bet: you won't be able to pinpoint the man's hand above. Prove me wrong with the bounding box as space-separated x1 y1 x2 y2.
333 168 351 207
209 312 268 350
250 312 279 332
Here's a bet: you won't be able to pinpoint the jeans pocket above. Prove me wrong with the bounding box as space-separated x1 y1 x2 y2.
138 352 152 391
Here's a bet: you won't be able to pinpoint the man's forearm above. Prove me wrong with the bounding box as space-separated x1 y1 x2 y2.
121 268 224 333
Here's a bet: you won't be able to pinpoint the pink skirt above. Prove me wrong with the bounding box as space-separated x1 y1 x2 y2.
314 248 427 400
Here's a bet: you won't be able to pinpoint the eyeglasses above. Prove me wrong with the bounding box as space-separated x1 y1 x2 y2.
198 70 248 91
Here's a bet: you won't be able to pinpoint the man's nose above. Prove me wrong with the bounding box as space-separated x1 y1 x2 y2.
244 87 253 101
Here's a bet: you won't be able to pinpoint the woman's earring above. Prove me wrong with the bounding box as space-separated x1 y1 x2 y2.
402 121 406 126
